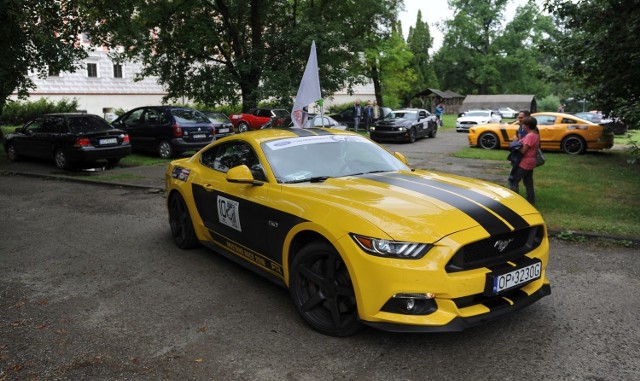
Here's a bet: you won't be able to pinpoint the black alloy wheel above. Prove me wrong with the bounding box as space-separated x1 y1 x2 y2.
168 193 199 249
479 132 500 150
561 135 586 155
289 241 362 337
6 143 20 162
407 127 417 143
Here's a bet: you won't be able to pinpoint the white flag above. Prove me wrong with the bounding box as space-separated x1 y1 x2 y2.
291 41 321 128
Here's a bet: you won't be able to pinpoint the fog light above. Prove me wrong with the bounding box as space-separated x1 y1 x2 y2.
381 293 437 315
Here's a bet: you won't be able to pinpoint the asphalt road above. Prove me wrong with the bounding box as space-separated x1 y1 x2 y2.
1 174 639 381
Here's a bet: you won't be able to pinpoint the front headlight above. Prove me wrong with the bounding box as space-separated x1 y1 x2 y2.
351 234 432 259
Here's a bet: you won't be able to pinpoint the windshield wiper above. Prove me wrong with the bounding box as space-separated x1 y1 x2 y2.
283 176 331 184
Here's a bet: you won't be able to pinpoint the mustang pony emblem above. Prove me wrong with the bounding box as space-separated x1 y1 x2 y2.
494 238 514 253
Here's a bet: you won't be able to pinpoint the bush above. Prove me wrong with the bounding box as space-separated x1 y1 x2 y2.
0 98 79 125
537 95 560 112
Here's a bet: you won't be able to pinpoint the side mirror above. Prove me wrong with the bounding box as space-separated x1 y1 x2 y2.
393 151 409 165
226 164 263 186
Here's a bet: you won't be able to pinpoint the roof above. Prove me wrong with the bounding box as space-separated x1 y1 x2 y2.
461 95 536 111
413 88 465 99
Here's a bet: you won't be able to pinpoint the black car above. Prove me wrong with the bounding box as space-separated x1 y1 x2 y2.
369 108 438 143
112 106 214 158
329 106 392 130
4 113 131 169
202 111 236 138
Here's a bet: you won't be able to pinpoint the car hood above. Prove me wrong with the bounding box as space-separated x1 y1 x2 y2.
376 118 412 126
283 170 538 242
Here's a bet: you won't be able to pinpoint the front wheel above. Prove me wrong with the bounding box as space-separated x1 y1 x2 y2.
429 123 438 138
561 135 586 155
158 140 174 159
6 143 20 162
478 132 499 150
54 149 71 169
289 241 362 337
407 127 417 143
168 193 199 249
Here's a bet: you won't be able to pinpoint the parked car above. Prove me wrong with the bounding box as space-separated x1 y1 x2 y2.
202 111 236 138
369 108 438 143
498 107 518 119
112 106 214 159
260 115 347 130
456 110 494 132
229 108 290 132
4 113 131 169
329 106 392 129
467 112 615 154
574 111 627 135
165 128 551 336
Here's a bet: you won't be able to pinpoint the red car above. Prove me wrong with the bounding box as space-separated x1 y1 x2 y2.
229 108 289 132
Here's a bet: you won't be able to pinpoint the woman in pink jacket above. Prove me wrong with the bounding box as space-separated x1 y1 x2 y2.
508 116 540 205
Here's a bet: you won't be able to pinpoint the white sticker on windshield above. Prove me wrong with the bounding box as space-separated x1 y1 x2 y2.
217 196 241 231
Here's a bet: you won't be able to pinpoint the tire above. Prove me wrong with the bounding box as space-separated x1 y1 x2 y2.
54 149 71 169
289 241 362 337
561 135 586 155
6 143 20 162
407 127 417 143
478 132 499 150
158 140 174 159
168 193 199 249
429 123 438 138
238 122 250 133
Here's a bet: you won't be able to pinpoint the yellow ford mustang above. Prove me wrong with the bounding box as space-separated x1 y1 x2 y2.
165 128 551 336
468 112 614 154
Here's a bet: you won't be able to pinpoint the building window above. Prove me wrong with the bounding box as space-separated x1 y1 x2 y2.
113 64 123 78
87 63 98 77
48 67 60 77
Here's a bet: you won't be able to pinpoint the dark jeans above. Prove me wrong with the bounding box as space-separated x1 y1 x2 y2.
509 166 535 205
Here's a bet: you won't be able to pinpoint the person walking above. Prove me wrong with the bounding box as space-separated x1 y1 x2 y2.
508 116 540 205
353 100 363 133
435 103 444 127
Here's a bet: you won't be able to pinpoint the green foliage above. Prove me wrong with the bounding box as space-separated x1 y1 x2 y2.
0 0 87 113
406 10 438 94
537 94 560 112
0 98 79 125
80 0 400 111
545 0 640 127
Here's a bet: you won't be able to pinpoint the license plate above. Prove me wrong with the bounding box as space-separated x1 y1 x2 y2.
218 128 229 133
99 138 117 145
488 260 541 295
193 134 206 139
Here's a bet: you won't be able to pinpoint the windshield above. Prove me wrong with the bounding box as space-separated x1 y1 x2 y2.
384 111 417 120
68 115 114 133
262 135 409 183
170 109 210 124
205 112 231 123
272 109 290 118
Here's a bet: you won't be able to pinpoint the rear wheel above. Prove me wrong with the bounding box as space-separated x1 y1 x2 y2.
561 135 586 155
54 149 71 169
158 140 174 159
6 143 20 162
168 193 199 249
479 132 499 150
289 241 362 337
238 122 250 133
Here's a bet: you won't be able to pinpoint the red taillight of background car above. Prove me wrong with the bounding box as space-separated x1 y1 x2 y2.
172 124 183 137
74 138 92 147
122 134 130 143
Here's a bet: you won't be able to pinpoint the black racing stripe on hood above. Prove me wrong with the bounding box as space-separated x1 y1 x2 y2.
364 175 511 236
386 173 529 231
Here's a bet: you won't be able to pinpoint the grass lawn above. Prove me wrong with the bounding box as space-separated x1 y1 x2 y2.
454 129 640 239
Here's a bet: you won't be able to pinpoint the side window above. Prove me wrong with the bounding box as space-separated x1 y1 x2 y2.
419 111 427 119
535 116 556 125
561 118 577 124
257 109 272 118
144 109 168 125
25 119 44 133
123 109 146 126
200 141 266 181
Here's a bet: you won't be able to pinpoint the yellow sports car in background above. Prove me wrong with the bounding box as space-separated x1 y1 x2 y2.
468 112 614 154
166 128 551 336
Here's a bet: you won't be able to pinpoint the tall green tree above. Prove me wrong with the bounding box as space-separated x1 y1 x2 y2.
545 0 640 125
406 10 438 93
81 0 401 111
0 0 87 114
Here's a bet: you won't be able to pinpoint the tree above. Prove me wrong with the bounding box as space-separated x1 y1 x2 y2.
406 10 438 93
544 0 640 125
0 0 87 114
80 0 401 111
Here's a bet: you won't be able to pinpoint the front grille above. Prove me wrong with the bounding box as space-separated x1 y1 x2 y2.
445 226 544 272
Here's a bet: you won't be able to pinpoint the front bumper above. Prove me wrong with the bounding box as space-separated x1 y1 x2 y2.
369 130 412 142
